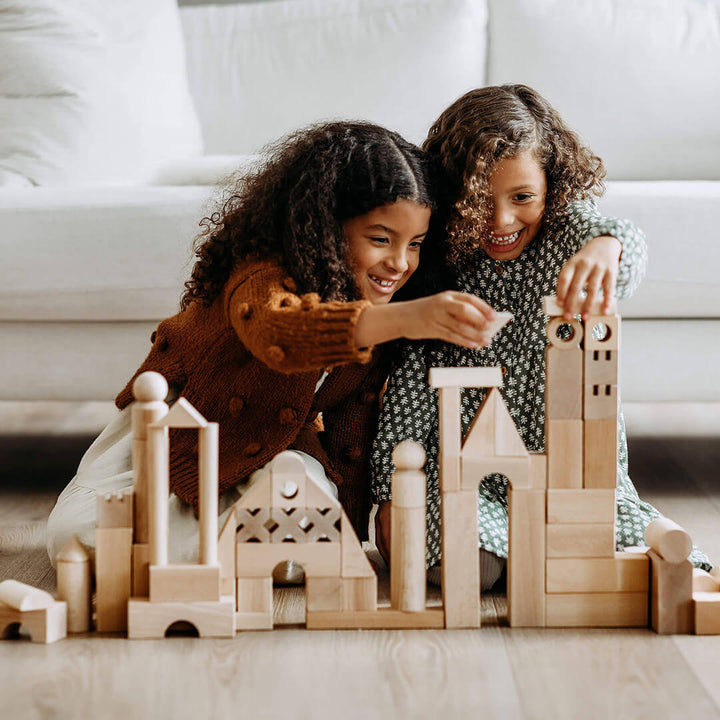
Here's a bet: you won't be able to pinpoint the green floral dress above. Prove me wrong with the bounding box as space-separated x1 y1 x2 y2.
370 200 713 571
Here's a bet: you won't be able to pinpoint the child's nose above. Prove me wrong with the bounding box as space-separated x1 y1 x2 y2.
386 248 409 273
493 204 515 231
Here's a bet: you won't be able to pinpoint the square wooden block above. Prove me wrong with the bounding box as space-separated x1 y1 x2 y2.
546 523 615 558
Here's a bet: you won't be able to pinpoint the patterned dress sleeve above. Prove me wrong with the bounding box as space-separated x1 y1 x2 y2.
561 199 648 299
370 341 437 504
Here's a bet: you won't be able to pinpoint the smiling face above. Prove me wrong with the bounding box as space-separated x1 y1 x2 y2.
344 199 431 305
484 149 547 261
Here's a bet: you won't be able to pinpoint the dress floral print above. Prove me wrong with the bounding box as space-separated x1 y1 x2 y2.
370 200 712 571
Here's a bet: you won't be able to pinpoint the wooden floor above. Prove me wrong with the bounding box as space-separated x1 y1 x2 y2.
1 402 719 720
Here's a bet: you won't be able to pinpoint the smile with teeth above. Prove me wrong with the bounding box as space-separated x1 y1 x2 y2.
369 274 398 289
490 229 522 246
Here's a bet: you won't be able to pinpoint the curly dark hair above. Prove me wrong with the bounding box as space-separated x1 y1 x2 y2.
180 121 434 310
422 84 606 263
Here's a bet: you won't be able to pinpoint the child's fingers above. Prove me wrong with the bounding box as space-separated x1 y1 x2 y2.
461 293 497 323
601 269 617 314
581 266 604 318
562 265 591 320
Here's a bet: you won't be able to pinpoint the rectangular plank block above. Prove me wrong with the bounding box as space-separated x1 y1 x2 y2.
96 526 133 632
648 549 693 634
306 607 445 630
584 419 618 489
235 542 341 577
546 489 616 524
545 592 648 627
149 564 221 603
546 523 615 558
546 552 649 593
437 386 461 492
694 592 720 635
546 346 583 419
507 488 545 627
547 419 583 489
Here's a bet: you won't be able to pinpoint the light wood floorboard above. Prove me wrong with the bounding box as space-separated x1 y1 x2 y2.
0 402 719 720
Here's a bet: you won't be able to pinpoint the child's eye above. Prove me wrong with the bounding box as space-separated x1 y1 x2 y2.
514 193 534 202
370 236 389 244
410 240 424 250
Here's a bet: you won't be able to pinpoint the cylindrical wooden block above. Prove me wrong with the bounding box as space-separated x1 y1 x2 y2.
147 425 169 566
0 579 54 611
199 423 219 566
390 441 427 612
56 536 91 633
693 568 720 592
644 517 692 563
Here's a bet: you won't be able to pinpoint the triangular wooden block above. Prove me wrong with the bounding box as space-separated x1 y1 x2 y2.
235 472 272 509
304 478 341 510
463 388 527 458
340 514 376 578
154 397 208 428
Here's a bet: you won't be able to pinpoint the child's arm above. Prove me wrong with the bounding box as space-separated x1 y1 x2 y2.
554 199 648 320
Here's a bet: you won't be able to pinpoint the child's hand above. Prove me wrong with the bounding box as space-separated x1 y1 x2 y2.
556 235 622 319
375 500 392 566
403 291 498 348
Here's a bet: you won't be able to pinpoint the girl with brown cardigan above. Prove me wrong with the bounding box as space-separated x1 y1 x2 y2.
46 121 499 574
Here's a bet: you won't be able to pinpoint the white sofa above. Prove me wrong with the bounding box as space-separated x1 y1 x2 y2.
1 0 719 419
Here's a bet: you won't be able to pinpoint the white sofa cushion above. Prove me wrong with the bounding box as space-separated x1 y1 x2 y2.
0 0 203 187
599 181 720 318
487 0 720 181
180 0 488 154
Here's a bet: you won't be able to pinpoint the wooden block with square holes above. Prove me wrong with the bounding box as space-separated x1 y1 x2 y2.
507 488 545 627
585 348 618 386
546 346 583 419
546 552 649 593
694 593 720 635
584 383 619 420
648 549 693 634
546 523 615 558
547 420 583 489
95 526 133 632
149 565 221 603
584 419 618 489
545 592 648 627
547 489 616 524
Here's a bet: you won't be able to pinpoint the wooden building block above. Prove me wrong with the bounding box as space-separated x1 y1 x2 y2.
547 419 583 489
437 386 462 492
648 549 693 634
428 367 503 388
584 419 618 489
441 490 480 628
546 552 649 593
546 489 616 524
96 487 134 528
149 564 221 603
583 383 619 420
694 593 720 635
132 543 150 598
306 607 445 630
507 488 545 627
269 506 341 543
340 515 376 578
584 315 620 351
545 592 648 627
584 349 618 386
270 452 307 509
236 577 272 613
546 523 615 558
546 317 584 350
462 386 528 458
343 577 377 611
0 579 55 611
127 596 235 639
528 453 547 489
543 295 609 317
235 612 273 631
545 346 583 419
645 517 693 563
461 455 530 491
0 601 67 644
235 541 341 578
218 510 237 597
56 536 92 633
390 505 426 612
693 568 720 592
95 526 133 633
305 578 343 612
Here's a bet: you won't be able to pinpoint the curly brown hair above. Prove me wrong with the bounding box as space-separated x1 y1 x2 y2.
180 121 434 310
422 84 605 263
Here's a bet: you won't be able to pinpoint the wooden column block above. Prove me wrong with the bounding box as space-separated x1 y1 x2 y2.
507 488 545 627
236 577 272 613
132 543 150 598
55 537 92 633
149 564 221 603
546 523 615 558
305 578 343 612
648 549 693 634
584 419 617 489
528 453 547 490
390 506 426 612
694 593 720 635
546 489 616 524
545 346 583 419
437 386 462 492
545 592 648 627
441 490 480 628
546 552 649 593
547 419 583 488
96 526 133 632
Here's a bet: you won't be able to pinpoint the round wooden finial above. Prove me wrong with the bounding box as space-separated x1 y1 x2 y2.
55 536 90 564
132 371 168 402
392 440 426 471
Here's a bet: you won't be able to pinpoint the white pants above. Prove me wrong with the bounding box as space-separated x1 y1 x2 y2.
46 403 337 568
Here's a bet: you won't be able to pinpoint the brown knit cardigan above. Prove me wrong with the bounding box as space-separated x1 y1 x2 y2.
116 259 391 539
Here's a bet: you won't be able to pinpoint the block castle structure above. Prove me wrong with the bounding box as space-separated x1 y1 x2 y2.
6 296 717 644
